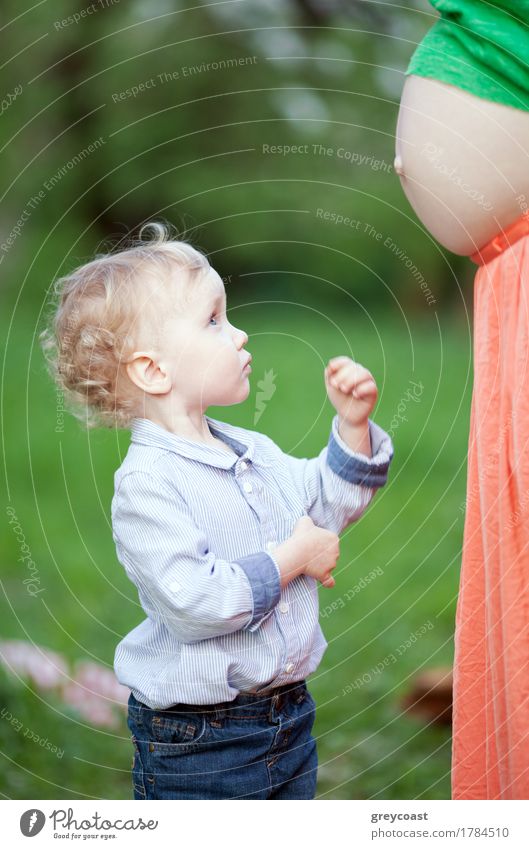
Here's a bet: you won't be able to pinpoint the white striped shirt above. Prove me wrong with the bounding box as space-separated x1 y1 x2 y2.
112 413 393 708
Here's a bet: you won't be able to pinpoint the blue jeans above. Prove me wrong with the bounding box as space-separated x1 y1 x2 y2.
127 679 318 799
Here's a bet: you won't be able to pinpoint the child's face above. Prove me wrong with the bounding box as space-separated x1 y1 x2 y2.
147 267 252 410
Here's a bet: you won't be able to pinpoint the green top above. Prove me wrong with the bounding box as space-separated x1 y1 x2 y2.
406 1 529 111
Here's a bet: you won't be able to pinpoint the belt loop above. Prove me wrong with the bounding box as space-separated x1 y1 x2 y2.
209 705 223 725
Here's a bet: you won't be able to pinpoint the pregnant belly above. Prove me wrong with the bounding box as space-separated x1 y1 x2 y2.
395 75 529 256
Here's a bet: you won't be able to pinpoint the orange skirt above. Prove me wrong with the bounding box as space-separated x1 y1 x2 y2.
452 213 529 799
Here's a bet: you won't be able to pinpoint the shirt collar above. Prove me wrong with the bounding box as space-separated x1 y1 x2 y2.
130 415 272 469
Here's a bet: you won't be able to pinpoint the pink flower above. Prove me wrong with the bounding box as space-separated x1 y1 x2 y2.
61 680 121 729
0 640 68 690
73 660 129 709
0 640 129 729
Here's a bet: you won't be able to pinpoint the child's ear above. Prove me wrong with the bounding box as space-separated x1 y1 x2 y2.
126 352 171 395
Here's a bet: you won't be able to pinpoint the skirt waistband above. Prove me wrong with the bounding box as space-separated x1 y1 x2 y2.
471 211 529 265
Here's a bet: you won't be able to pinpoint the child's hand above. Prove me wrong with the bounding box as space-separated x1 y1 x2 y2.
273 516 339 589
324 356 378 426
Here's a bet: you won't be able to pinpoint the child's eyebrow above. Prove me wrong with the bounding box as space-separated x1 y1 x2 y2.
206 290 226 312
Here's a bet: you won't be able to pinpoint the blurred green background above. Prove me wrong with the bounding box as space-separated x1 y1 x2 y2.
1 0 473 799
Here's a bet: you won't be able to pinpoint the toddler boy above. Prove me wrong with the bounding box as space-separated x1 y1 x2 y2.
41 223 394 799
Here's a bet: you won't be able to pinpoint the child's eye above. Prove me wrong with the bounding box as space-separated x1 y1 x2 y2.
209 310 225 326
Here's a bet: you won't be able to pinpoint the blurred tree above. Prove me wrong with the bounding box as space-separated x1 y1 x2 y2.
0 0 470 312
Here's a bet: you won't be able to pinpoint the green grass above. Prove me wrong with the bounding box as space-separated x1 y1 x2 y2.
1 301 472 799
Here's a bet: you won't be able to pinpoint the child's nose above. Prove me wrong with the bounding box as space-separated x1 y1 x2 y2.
236 327 248 347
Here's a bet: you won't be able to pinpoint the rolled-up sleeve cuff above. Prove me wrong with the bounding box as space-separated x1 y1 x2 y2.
234 551 281 631
327 415 394 488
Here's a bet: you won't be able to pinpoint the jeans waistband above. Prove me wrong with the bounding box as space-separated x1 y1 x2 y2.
235 679 307 702
129 679 308 719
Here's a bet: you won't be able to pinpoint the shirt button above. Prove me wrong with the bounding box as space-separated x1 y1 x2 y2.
285 662 295 673
240 461 247 471
243 481 253 493
266 541 276 552
279 601 289 613
169 580 180 593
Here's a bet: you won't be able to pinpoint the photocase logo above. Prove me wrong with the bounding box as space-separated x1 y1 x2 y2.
20 809 46 836
254 368 277 424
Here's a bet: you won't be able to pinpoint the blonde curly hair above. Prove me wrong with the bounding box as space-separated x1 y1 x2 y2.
40 222 211 430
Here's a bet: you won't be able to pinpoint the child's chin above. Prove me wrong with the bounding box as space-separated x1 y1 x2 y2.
215 381 250 405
